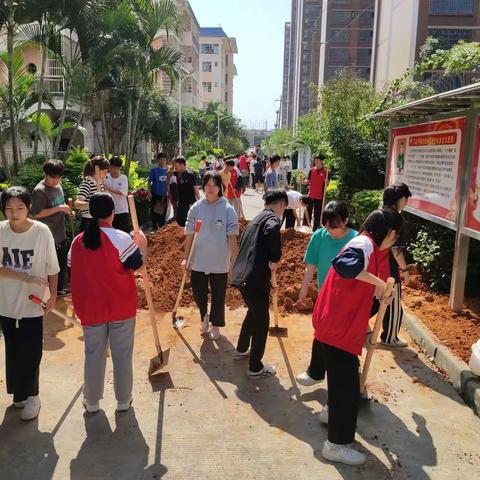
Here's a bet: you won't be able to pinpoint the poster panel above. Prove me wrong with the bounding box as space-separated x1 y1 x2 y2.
388 118 466 222
465 117 480 233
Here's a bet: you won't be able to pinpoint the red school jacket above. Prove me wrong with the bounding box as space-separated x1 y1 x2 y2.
308 167 327 200
312 234 380 356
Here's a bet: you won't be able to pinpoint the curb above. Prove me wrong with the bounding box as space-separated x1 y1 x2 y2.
403 310 480 416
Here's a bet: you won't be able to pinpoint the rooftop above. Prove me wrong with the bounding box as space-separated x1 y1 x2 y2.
200 27 227 37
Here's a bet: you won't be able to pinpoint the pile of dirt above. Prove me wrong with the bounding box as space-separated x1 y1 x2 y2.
404 266 480 363
138 223 317 315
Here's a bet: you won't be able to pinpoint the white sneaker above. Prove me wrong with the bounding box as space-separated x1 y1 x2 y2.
20 396 41 421
82 398 100 414
296 371 324 386
234 348 250 360
13 400 27 409
248 364 276 379
209 326 220 340
116 397 133 412
381 338 408 348
318 406 329 425
321 440 366 466
200 314 210 335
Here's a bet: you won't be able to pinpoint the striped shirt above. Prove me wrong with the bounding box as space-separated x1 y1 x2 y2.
78 176 102 219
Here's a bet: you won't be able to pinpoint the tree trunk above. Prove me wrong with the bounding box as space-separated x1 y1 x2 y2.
125 98 132 178
33 43 48 164
65 97 84 153
0 129 11 180
53 80 70 157
6 15 19 174
100 91 109 155
127 92 141 172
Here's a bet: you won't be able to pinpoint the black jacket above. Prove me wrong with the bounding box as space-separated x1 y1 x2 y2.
231 209 282 292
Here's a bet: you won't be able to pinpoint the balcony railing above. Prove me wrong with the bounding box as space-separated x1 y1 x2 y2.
45 77 64 95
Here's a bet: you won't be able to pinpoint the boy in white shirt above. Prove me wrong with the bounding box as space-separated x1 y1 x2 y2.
103 156 130 233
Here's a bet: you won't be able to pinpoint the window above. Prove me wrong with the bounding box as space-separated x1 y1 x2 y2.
428 28 472 46
429 0 474 14
202 61 212 72
329 48 349 64
225 54 229 66
27 63 37 74
202 82 212 92
331 0 352 4
201 43 219 54
358 30 373 43
357 48 371 65
225 73 228 84
329 30 350 43
186 83 192 93
187 56 192 64
214 61 218 67
225 91 228 102
214 82 218 87
331 10 351 24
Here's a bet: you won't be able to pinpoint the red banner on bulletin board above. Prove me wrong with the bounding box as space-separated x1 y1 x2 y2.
465 117 480 233
387 118 466 222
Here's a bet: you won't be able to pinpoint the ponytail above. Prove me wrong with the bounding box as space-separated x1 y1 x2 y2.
83 156 110 177
82 192 115 250
83 219 102 250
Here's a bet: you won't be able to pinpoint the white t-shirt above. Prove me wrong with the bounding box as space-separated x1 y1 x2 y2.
286 190 303 210
284 159 292 172
104 173 129 214
250 160 257 174
0 220 60 319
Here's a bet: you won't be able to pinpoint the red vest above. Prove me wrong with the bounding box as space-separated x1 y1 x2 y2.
70 230 137 325
312 236 380 356
226 169 241 199
308 167 327 200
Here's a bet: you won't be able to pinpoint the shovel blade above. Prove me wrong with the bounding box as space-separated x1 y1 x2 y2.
269 326 288 338
148 348 170 376
172 316 187 330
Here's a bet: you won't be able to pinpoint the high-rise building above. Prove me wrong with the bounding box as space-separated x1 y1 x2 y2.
372 0 480 91
280 22 291 128
198 27 238 113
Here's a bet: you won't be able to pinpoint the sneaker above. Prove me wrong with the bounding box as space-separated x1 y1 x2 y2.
234 348 250 360
20 396 41 421
296 371 324 386
248 364 276 379
56 288 70 297
116 397 133 412
318 406 329 425
200 314 210 335
13 400 27 409
82 398 100 414
381 338 408 348
209 326 220 340
321 440 366 466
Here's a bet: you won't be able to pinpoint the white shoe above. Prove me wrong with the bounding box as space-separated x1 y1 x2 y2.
13 400 27 409
200 314 210 335
82 398 100 414
321 440 366 466
20 396 41 421
209 326 220 340
318 406 329 425
116 397 133 412
296 371 324 386
234 348 250 360
381 338 408 348
248 364 276 379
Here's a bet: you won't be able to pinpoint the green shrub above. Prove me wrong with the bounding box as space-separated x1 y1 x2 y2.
325 179 340 203
350 189 382 227
10 164 44 193
64 147 89 186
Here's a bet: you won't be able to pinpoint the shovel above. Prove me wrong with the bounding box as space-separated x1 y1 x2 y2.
127 195 170 375
360 277 395 396
172 219 203 329
68 198 75 241
297 206 312 234
269 271 288 337
29 294 82 327
319 168 329 227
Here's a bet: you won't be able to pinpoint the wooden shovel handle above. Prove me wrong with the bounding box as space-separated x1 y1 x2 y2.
360 277 395 392
271 270 279 328
320 169 329 226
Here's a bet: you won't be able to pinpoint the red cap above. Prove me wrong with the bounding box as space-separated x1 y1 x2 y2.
194 220 203 233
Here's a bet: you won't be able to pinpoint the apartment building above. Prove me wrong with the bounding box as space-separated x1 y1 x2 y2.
199 27 238 113
280 22 292 128
372 0 480 91
153 0 201 108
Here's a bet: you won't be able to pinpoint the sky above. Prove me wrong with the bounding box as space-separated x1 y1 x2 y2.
189 0 291 130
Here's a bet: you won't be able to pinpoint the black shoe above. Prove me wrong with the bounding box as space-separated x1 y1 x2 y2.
57 289 70 297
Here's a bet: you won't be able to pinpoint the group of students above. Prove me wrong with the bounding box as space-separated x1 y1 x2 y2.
0 149 412 467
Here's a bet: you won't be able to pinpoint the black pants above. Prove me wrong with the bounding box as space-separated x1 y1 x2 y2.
79 217 91 232
287 172 292 185
310 339 360 445
283 209 296 229
113 213 131 233
191 271 228 327
56 240 68 292
306 198 323 231
176 202 191 227
237 287 270 372
150 195 167 230
371 281 403 343
0 316 43 402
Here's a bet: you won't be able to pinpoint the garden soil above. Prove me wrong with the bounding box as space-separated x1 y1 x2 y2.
403 266 480 363
137 223 317 315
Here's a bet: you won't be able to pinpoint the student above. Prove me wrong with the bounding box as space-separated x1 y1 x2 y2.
296 201 358 385
264 155 280 191
173 157 200 227
103 155 130 233
231 189 287 378
148 152 170 230
283 190 312 229
376 182 412 347
238 152 249 189
222 159 244 219
75 156 110 232
0 187 59 421
184 171 239 339
284 155 293 186
253 154 264 192
303 154 328 231
31 159 71 295
305 208 401 466
213 155 224 172
199 155 207 182
68 193 147 413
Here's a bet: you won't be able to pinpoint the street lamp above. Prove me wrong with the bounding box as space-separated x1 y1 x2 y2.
215 105 224 149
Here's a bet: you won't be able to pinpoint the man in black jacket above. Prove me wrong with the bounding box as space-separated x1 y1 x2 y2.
231 189 288 378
